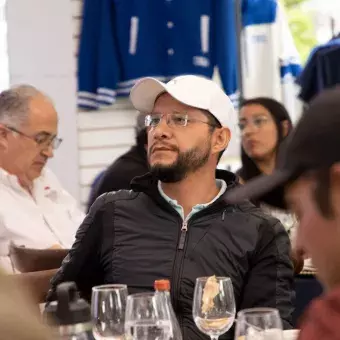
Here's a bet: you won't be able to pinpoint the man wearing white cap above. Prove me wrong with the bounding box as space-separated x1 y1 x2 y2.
48 75 294 339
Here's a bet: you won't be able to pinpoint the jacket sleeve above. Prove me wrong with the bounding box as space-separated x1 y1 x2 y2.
95 0 121 106
77 0 102 109
46 194 109 303
77 0 120 109
239 220 295 329
212 0 238 106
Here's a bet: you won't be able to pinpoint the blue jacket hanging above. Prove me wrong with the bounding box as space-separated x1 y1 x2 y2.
77 0 238 110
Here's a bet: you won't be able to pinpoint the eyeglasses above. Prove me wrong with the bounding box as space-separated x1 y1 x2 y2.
145 112 218 129
238 116 270 133
6 126 63 150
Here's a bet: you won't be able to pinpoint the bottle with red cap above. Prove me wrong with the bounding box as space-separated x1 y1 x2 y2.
154 279 183 340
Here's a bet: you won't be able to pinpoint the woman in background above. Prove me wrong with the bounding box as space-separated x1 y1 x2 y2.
237 97 308 273
237 97 293 209
237 97 292 184
237 97 296 233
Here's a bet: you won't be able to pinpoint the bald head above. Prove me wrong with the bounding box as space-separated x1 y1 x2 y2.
0 85 53 128
0 85 59 184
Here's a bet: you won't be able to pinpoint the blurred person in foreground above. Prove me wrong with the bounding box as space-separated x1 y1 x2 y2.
225 87 340 339
47 75 294 339
0 85 85 272
0 270 52 339
86 112 148 211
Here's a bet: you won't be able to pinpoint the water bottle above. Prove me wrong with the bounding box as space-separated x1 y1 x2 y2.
43 282 94 340
154 279 183 340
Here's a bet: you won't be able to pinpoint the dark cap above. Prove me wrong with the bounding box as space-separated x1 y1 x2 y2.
225 87 340 208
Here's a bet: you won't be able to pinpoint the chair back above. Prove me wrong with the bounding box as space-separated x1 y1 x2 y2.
9 243 69 273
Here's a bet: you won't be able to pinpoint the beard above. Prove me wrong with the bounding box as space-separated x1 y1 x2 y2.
149 143 211 183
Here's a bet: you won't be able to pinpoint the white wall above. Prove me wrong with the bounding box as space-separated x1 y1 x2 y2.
6 0 80 200
0 0 9 92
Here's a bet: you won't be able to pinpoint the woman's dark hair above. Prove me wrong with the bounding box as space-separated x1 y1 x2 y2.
238 97 293 181
136 128 147 148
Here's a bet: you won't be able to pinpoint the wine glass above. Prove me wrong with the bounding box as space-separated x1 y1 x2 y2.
125 292 172 340
193 276 236 340
91 284 128 339
234 308 283 340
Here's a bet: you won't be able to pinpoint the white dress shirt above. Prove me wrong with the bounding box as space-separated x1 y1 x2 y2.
0 167 85 272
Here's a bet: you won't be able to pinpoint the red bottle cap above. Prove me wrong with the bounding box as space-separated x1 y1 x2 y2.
154 279 171 291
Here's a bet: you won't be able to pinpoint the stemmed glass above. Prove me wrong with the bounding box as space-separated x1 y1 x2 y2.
91 284 128 339
234 308 283 340
125 292 172 340
193 276 236 340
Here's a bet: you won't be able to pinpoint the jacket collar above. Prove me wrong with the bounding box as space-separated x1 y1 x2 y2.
131 169 239 200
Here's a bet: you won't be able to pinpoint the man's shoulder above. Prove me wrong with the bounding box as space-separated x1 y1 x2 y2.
232 200 283 230
89 189 141 213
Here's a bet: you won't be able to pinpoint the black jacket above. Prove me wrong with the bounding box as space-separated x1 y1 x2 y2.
47 170 294 339
87 144 148 211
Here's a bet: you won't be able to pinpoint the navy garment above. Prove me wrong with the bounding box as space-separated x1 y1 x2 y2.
317 46 340 90
77 0 238 109
297 39 340 103
293 275 323 328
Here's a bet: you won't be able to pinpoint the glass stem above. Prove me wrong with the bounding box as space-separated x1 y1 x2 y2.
210 337 219 340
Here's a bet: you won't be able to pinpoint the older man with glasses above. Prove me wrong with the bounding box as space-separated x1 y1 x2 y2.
0 85 84 273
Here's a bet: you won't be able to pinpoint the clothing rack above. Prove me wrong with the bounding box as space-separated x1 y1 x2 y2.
234 0 244 104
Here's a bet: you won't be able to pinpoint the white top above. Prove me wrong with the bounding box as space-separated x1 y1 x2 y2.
241 2 303 123
261 203 314 272
0 167 85 272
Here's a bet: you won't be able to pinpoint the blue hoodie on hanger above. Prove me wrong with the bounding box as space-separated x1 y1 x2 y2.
77 0 238 109
297 38 340 103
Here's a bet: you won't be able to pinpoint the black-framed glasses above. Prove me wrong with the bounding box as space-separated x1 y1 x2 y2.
145 112 218 128
6 126 63 150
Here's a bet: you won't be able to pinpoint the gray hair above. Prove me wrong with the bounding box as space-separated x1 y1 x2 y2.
0 85 51 128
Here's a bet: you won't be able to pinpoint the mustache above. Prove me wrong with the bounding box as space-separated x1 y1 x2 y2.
149 143 179 154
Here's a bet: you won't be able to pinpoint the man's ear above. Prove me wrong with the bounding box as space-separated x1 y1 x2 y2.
0 124 9 150
212 127 231 156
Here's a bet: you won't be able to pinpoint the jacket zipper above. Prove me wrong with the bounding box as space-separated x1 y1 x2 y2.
171 218 189 330
171 204 237 321
178 220 188 250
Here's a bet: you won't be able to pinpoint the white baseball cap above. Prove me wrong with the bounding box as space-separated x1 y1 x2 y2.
130 75 235 127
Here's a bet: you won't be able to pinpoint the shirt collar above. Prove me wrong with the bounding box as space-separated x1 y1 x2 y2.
0 167 49 196
158 179 227 210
